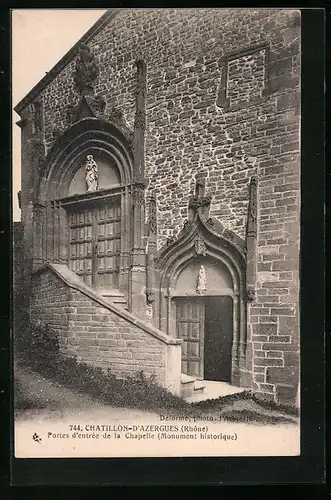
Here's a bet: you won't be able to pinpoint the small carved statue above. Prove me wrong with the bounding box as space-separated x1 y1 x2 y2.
196 265 207 295
84 154 98 192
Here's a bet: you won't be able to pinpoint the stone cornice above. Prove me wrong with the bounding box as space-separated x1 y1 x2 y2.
14 9 121 115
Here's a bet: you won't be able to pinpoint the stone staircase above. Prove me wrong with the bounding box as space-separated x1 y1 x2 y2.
99 289 128 310
276 383 298 405
180 373 247 402
184 380 246 403
180 373 205 399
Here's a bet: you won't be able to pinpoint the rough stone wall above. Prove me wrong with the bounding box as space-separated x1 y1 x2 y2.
30 270 69 349
20 8 300 402
226 49 266 108
35 9 300 243
66 288 166 384
30 269 167 385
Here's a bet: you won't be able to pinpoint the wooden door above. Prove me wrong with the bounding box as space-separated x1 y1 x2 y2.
69 206 94 287
176 299 204 378
95 200 121 290
204 296 233 382
68 198 121 289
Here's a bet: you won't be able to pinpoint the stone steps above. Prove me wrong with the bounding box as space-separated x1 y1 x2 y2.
180 373 205 398
276 383 298 405
184 380 246 403
100 290 128 310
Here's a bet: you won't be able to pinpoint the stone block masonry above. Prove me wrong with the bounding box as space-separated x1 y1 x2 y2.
18 8 301 404
35 9 300 244
30 264 182 395
226 48 266 108
30 269 69 349
66 290 166 381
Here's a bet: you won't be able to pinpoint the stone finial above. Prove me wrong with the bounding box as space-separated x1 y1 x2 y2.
195 173 206 198
73 43 99 95
188 173 212 220
182 220 193 233
245 175 258 303
135 60 147 99
146 194 157 306
66 104 77 124
133 59 147 181
134 59 147 131
188 194 212 220
31 138 46 172
148 194 157 235
247 176 258 238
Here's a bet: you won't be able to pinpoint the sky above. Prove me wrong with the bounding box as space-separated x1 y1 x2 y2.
12 9 108 221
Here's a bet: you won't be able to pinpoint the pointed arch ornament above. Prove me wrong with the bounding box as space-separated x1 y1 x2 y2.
31 110 146 310
31 58 149 318
156 210 246 304
153 207 249 385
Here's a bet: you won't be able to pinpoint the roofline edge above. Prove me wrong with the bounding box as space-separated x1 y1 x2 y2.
14 9 121 115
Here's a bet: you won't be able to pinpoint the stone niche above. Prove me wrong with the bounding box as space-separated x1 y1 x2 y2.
68 156 121 197
173 257 234 297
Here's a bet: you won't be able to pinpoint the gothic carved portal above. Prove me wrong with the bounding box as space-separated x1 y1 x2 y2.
154 176 249 385
35 58 148 317
34 118 138 307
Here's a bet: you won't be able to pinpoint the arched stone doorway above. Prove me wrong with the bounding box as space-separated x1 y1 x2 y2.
32 117 142 308
170 257 235 382
66 154 122 291
154 194 248 386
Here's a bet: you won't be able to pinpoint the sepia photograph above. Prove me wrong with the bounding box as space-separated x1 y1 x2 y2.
12 8 301 460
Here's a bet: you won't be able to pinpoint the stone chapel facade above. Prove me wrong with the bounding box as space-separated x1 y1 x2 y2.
15 9 301 404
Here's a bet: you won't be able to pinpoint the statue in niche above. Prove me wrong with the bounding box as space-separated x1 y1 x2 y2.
84 154 98 192
196 265 207 295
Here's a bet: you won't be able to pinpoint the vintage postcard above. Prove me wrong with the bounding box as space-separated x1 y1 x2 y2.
12 8 301 460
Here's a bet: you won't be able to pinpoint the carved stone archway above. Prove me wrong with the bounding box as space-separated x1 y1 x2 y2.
38 117 134 202
155 209 248 385
31 115 147 311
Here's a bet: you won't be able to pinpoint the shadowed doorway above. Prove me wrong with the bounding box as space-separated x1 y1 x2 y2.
204 296 233 382
175 296 233 382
